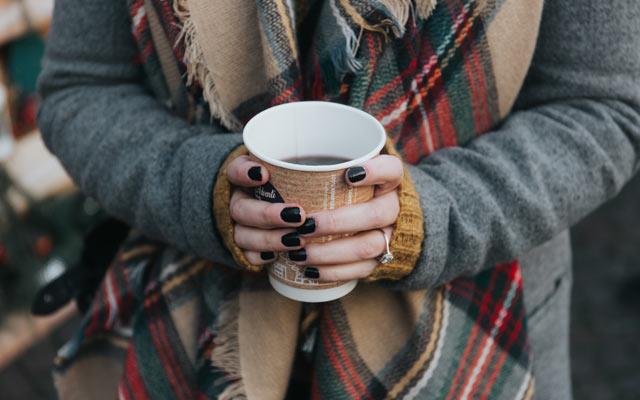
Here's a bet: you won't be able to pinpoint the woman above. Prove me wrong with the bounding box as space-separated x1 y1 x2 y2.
38 0 639 399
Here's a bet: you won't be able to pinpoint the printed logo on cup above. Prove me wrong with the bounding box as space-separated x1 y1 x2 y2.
254 182 285 203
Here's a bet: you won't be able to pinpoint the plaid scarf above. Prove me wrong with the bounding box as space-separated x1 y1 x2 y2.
54 0 545 399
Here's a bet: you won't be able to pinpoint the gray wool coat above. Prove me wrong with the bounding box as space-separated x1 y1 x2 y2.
37 0 640 398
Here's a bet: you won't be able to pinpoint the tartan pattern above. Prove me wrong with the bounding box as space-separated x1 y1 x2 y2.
54 1 535 399
311 263 532 399
55 236 532 399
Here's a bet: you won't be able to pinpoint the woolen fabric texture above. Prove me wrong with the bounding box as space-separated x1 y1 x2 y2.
37 0 640 399
52 0 539 398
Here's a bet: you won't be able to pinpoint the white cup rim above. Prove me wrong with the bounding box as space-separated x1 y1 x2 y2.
243 101 386 172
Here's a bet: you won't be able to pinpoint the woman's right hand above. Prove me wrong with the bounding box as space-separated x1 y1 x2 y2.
226 156 307 265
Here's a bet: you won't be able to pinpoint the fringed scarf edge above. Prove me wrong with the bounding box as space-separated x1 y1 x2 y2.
173 0 437 131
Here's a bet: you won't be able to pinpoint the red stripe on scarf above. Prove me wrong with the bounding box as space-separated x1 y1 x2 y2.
445 268 503 400
311 51 325 100
145 293 195 400
462 27 491 134
365 59 417 109
139 41 154 64
157 0 185 61
324 310 374 400
451 265 520 399
133 15 148 40
310 370 322 400
271 78 303 106
477 296 525 399
121 345 152 400
320 319 361 398
470 262 525 399
374 3 475 126
86 283 107 335
431 72 458 147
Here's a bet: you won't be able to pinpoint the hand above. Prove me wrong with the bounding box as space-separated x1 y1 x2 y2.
227 156 307 266
291 155 402 281
226 155 402 281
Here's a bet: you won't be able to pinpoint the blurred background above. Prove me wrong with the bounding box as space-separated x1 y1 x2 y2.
0 1 638 398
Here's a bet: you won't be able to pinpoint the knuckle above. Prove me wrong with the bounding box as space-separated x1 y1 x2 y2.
230 197 244 222
244 251 258 264
323 212 339 234
389 195 400 220
260 203 274 226
267 203 283 226
228 162 243 183
264 231 278 250
357 238 381 260
369 203 387 227
321 269 338 282
233 226 244 247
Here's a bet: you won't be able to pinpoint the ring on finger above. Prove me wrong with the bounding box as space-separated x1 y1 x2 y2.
376 229 394 264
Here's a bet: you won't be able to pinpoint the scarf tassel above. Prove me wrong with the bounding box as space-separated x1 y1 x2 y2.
173 0 243 130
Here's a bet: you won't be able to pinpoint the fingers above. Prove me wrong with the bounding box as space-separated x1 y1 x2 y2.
243 250 277 265
345 155 403 195
234 225 304 251
304 259 378 282
305 191 399 237
226 155 270 187
288 227 391 266
230 190 306 229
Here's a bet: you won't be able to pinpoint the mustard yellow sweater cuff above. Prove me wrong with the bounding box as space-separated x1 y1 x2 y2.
213 145 263 272
212 141 425 279
365 139 424 281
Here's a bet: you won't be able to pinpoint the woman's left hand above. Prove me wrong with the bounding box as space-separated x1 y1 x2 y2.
293 154 403 281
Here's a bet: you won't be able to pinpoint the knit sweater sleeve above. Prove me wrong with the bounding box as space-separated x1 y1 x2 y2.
385 0 640 290
37 0 243 264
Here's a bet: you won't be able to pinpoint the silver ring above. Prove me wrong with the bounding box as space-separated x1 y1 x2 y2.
376 229 394 264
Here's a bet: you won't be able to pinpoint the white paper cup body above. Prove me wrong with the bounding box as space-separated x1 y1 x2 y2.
243 102 386 302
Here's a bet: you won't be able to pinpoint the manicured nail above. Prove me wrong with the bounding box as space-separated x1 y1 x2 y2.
260 251 275 260
296 218 316 235
288 249 307 262
248 166 262 181
281 232 301 247
280 207 302 223
346 166 366 183
304 267 319 279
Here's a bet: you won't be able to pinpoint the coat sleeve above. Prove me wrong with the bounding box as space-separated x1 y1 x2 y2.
386 0 640 290
37 0 243 264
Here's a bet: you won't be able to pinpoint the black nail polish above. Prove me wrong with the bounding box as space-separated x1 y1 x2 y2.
288 249 307 262
304 267 319 279
280 207 302 223
281 232 301 247
346 166 366 183
296 218 316 235
248 166 262 181
260 251 275 260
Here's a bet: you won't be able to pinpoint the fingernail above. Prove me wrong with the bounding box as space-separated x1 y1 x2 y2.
281 232 301 247
280 207 302 223
346 166 366 183
260 251 275 260
296 218 316 235
248 166 262 181
304 267 319 279
288 249 307 262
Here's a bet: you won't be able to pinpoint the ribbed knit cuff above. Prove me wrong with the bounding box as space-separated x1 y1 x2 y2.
213 145 262 272
365 139 424 281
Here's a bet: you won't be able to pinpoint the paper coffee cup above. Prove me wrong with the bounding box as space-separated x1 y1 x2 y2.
243 101 386 302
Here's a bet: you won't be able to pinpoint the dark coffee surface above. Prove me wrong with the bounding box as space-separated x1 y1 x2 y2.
282 155 350 166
